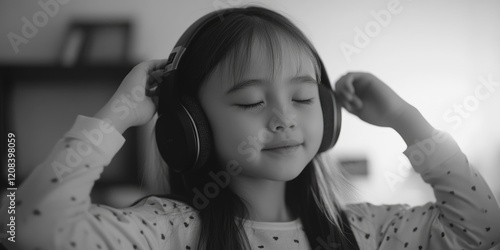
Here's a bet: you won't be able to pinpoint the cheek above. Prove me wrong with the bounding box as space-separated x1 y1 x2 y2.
205 107 261 163
302 102 324 150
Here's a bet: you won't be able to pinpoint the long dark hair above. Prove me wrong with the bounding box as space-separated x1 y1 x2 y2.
136 5 357 250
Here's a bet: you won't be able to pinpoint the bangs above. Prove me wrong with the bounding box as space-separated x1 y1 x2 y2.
209 20 322 89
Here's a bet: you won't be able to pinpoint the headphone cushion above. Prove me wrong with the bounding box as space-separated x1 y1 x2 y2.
155 95 213 173
179 95 213 172
318 83 341 153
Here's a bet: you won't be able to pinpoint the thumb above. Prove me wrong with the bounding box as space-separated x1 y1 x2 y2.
336 73 363 110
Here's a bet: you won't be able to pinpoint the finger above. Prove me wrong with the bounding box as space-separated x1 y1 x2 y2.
335 76 349 100
343 96 362 110
344 92 361 106
145 71 165 98
337 73 358 98
339 87 355 103
140 62 168 98
338 94 353 109
343 102 361 116
334 74 349 92
337 89 352 102
337 73 366 111
350 96 363 109
336 89 349 105
343 73 356 94
147 70 165 84
344 102 353 112
342 73 368 106
143 58 172 72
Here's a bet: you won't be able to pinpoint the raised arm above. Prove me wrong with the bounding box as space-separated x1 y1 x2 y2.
336 72 500 249
0 60 172 250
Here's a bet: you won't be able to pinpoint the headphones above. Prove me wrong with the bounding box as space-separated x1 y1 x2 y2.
153 9 342 174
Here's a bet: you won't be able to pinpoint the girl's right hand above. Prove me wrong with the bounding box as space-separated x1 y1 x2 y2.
94 59 169 133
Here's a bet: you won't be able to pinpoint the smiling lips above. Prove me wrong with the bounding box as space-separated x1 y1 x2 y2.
262 140 303 151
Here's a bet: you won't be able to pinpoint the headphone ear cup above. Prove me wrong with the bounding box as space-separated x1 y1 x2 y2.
155 95 213 173
179 95 213 172
317 83 342 153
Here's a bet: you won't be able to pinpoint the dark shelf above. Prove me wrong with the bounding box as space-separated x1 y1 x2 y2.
1 62 142 193
0 63 137 81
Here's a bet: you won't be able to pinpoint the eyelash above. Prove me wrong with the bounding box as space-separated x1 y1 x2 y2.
236 98 314 110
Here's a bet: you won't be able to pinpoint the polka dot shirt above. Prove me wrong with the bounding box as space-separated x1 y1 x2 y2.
1 115 499 250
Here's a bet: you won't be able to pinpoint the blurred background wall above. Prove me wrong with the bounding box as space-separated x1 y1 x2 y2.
1 0 499 220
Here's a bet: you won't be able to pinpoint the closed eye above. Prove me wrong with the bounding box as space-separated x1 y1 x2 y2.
235 102 264 110
235 98 314 111
293 98 314 105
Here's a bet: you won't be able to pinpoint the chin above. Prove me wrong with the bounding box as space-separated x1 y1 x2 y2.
274 162 307 181
242 157 309 182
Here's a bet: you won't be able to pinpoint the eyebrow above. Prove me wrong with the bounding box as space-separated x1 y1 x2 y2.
224 75 318 95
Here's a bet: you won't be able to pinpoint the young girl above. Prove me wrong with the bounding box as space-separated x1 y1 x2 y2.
1 6 499 250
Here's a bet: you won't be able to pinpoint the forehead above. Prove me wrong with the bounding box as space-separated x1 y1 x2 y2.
203 32 319 91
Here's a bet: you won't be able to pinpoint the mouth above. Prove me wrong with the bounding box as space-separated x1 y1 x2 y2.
262 138 303 150
262 143 303 155
262 143 302 150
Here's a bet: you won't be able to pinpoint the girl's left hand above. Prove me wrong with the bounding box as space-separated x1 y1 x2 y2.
335 72 413 128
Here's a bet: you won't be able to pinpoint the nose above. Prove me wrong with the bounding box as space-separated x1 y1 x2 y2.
268 107 297 132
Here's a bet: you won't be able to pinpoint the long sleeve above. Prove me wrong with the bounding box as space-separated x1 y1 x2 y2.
346 130 500 250
0 115 200 250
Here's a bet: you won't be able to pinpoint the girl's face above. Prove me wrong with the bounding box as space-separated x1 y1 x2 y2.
198 36 323 181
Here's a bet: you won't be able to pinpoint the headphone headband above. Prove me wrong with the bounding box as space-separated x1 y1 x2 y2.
164 11 222 73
